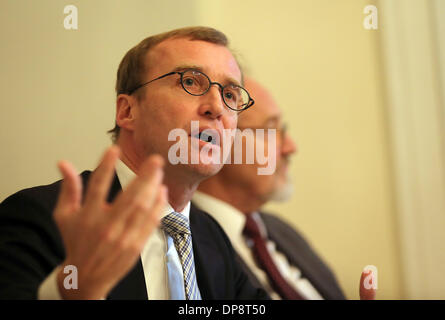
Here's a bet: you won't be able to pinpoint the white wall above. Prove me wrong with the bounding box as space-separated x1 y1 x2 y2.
4 0 440 299
196 0 402 299
0 0 200 199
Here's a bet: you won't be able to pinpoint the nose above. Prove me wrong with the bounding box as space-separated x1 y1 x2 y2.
198 84 225 119
280 131 298 156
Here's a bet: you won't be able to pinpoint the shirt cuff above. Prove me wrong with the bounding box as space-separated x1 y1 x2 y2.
38 266 62 300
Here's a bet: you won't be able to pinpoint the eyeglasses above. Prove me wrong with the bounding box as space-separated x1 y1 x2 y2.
128 69 255 112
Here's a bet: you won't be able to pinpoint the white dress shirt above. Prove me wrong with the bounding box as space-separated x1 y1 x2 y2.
192 191 323 300
38 159 192 299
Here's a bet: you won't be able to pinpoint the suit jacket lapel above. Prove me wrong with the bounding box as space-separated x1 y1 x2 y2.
189 203 215 299
259 212 339 299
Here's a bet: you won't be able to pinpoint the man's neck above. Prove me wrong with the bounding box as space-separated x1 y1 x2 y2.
163 173 199 212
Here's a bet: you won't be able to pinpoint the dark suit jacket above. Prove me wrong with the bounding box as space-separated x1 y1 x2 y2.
234 212 346 300
0 170 268 300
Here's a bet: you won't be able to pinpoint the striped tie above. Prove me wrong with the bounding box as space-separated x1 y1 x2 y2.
161 212 201 300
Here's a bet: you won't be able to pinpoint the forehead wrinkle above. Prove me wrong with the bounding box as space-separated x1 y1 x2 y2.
147 38 242 85
172 64 202 72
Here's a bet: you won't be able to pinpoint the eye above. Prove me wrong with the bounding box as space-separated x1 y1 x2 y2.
182 76 199 87
223 86 241 102
224 91 235 101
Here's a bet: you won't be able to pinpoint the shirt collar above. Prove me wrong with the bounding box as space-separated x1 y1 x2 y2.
192 190 247 241
115 158 190 220
192 191 269 239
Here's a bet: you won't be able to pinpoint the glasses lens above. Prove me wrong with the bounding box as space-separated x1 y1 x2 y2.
222 85 250 110
181 70 210 95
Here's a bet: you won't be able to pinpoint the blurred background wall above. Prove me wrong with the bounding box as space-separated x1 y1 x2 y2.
0 0 443 299
196 0 401 300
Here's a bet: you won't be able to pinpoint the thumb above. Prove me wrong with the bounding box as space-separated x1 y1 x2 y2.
359 270 377 300
55 160 82 216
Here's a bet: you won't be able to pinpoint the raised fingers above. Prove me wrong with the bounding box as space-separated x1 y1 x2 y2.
110 154 164 221
359 270 377 300
55 160 82 216
138 184 167 238
112 184 168 261
83 146 120 210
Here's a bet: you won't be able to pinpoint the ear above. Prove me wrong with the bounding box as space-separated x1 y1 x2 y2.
116 94 137 132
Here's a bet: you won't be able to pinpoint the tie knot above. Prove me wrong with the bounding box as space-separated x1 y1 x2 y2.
162 212 191 237
243 214 262 240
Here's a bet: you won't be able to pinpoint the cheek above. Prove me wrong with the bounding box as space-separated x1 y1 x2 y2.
133 105 170 153
139 96 186 134
248 166 276 195
136 107 158 136
220 114 238 146
223 113 238 130
264 137 281 164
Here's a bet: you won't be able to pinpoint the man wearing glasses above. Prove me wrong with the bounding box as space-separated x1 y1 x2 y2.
0 27 267 300
193 77 346 300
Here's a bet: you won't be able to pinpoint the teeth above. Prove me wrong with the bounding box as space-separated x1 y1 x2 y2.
202 133 212 143
195 132 216 145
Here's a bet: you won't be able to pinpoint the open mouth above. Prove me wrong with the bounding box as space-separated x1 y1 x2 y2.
193 131 219 145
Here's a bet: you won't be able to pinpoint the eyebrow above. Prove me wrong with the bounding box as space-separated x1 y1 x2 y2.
240 115 281 129
172 64 242 87
261 115 281 127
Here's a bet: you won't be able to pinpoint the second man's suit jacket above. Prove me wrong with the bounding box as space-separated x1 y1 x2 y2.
0 170 268 300
235 212 346 300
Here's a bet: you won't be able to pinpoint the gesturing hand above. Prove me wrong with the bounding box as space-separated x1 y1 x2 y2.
54 146 167 299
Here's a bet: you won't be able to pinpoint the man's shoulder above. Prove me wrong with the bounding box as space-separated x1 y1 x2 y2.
258 211 319 256
259 211 307 240
0 171 93 213
0 171 94 299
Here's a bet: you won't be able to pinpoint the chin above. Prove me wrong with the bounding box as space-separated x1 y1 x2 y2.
188 162 224 179
268 178 294 202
